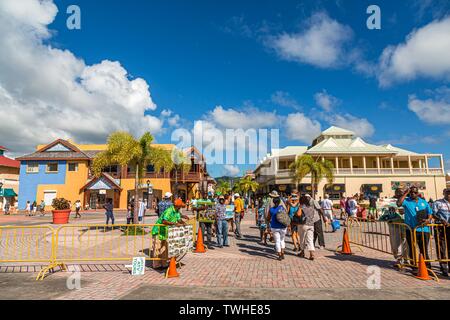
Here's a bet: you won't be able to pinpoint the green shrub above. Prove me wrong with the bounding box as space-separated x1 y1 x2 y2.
52 198 71 210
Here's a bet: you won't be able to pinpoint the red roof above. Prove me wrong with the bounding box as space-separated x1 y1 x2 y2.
0 156 20 168
0 146 7 151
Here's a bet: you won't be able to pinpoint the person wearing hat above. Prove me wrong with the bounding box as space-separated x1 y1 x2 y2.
151 198 189 269
287 192 301 253
157 192 173 218
433 188 450 277
234 193 244 239
215 195 229 247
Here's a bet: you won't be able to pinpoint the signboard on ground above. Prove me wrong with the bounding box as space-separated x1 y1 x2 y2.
167 225 194 258
131 257 145 276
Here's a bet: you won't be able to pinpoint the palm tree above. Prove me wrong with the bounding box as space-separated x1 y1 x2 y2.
215 180 231 196
237 176 259 202
289 154 334 199
92 131 173 223
171 148 192 196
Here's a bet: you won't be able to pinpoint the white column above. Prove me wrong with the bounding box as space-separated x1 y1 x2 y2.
390 157 395 174
408 155 412 174
363 156 367 174
424 155 429 174
441 155 445 175
335 157 339 174
376 156 380 174
350 156 353 174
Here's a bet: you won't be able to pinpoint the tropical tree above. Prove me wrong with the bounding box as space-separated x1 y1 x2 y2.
289 154 334 198
236 176 259 201
92 131 173 223
215 180 231 196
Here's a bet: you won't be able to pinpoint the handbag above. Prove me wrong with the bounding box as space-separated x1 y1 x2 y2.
275 207 291 227
331 219 341 231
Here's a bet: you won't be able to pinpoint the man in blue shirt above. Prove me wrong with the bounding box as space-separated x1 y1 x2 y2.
397 186 433 269
432 188 450 277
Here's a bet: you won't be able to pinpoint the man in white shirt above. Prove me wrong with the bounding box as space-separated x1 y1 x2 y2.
138 198 146 224
321 194 334 223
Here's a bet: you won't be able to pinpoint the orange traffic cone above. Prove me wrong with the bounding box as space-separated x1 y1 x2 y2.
339 228 353 255
166 257 179 278
415 254 431 281
194 226 206 253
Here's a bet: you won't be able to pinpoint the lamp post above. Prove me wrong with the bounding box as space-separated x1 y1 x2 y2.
146 180 153 210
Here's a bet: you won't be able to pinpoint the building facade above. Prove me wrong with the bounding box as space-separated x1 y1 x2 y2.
254 126 446 201
0 146 20 210
16 139 209 210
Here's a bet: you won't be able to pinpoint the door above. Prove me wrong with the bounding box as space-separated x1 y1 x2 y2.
43 191 57 206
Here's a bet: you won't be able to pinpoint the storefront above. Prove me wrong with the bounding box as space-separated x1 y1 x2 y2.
0 188 17 209
80 173 122 209
361 184 383 198
298 184 316 195
324 184 346 200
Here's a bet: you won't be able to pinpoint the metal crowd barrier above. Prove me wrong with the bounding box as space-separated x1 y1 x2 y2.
347 219 416 268
0 223 195 280
414 223 449 267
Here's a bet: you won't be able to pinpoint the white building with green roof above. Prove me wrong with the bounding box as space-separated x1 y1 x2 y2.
254 126 446 200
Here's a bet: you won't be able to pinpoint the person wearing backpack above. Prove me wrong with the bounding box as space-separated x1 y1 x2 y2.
287 193 301 254
267 191 290 261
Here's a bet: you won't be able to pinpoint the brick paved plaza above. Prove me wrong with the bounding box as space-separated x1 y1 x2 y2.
0 210 449 300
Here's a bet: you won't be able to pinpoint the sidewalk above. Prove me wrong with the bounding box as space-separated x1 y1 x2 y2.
0 210 449 300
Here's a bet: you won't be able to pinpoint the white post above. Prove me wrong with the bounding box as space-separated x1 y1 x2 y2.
390 157 395 174
408 155 412 174
441 155 445 175
350 156 353 174
376 156 380 174
363 156 367 174
335 157 339 174
424 155 429 174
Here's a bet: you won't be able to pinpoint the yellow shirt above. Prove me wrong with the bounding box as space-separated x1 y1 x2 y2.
234 198 244 213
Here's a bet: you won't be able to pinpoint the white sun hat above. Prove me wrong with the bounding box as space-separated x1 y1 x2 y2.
164 192 173 198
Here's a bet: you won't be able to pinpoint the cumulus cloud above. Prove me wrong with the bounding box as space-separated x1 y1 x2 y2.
208 105 278 129
378 16 450 86
267 12 353 68
223 164 241 177
324 114 375 138
271 91 301 110
285 113 322 143
0 0 161 154
314 89 340 111
408 87 450 124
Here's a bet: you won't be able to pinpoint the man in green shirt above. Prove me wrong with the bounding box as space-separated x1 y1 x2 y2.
151 198 189 268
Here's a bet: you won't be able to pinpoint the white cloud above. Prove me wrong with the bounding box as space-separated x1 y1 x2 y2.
271 91 301 110
208 105 278 129
408 90 450 125
314 89 340 111
285 113 322 143
325 114 375 138
223 164 241 177
268 12 353 68
378 16 450 86
0 0 161 154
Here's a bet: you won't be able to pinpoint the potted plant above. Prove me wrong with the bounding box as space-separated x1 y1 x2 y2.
51 198 71 224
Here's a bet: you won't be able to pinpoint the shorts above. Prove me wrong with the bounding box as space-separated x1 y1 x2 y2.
291 224 298 232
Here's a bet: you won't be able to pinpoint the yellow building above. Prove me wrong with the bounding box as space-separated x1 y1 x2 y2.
16 139 210 210
255 126 447 201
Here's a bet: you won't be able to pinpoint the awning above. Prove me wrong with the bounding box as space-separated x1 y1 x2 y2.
324 184 346 193
0 188 17 197
361 184 383 193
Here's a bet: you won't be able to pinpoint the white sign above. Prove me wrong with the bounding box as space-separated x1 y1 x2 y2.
99 189 107 195
167 225 194 258
131 257 145 276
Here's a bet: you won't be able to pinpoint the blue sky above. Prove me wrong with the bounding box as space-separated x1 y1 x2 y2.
0 0 449 177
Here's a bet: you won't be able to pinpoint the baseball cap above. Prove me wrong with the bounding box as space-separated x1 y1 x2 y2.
234 193 240 197
164 192 173 198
